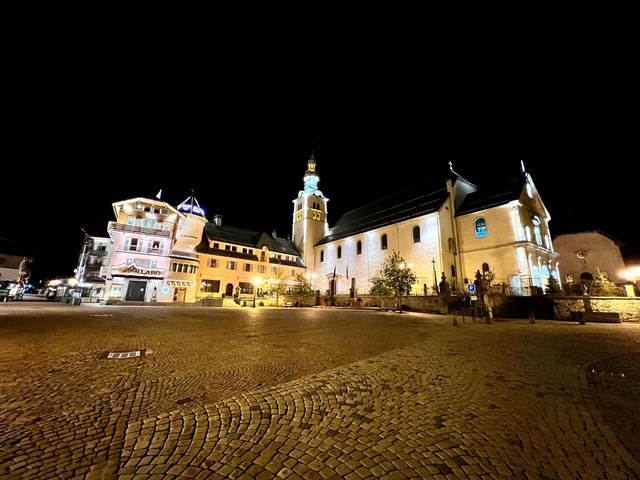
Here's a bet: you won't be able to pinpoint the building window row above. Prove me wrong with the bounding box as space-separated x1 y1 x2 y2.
171 262 197 274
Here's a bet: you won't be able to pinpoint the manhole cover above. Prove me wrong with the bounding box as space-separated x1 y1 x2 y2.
107 350 141 359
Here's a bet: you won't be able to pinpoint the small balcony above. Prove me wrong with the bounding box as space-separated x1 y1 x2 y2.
108 221 172 238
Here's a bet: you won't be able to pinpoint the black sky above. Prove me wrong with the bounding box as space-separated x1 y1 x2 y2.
3 41 637 280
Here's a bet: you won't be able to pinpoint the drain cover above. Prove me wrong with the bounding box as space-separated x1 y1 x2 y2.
107 350 141 359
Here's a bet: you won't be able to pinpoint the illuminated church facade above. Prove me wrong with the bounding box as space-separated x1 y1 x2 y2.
293 155 560 298
95 155 560 304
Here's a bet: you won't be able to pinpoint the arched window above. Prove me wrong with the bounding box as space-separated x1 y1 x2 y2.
450 265 456 278
475 218 487 238
381 234 388 250
448 237 456 254
413 226 420 243
320 250 324 262
337 246 342 259
482 263 490 273
532 216 542 246
357 240 362 255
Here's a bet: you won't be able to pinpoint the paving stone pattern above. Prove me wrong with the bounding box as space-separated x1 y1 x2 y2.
0 304 639 479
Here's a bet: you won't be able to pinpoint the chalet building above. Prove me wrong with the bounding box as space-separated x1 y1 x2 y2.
103 197 186 303
73 233 110 301
93 155 562 304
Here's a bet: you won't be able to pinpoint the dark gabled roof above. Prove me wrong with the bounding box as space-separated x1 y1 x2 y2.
316 171 459 245
255 232 301 257
455 174 526 216
196 222 306 267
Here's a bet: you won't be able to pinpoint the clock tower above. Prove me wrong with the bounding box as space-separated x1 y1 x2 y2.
292 153 328 273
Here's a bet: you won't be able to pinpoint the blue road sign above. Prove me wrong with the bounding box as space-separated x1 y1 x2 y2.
467 284 476 295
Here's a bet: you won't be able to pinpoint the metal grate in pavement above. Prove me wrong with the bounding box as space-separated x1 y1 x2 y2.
107 350 141 359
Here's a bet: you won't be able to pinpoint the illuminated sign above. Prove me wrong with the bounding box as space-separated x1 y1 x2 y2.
112 264 164 277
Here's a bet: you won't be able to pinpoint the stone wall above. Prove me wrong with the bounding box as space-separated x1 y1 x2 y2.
552 296 640 322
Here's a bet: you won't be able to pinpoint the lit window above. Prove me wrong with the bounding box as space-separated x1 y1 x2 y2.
475 218 487 238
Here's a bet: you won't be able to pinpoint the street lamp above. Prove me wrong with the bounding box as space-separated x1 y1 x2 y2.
305 272 316 291
398 262 413 315
253 277 260 307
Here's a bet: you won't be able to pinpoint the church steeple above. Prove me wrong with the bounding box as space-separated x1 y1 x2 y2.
301 153 324 196
292 152 329 271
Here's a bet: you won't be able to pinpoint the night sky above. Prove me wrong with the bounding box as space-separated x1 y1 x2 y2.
3 50 636 281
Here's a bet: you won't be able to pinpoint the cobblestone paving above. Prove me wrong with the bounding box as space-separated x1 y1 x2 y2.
1 303 639 479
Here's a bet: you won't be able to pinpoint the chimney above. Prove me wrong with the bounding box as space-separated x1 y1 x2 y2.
213 215 223 226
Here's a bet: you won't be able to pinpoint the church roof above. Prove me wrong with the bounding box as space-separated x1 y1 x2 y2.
196 222 306 267
316 170 459 245
455 174 527 216
316 165 531 246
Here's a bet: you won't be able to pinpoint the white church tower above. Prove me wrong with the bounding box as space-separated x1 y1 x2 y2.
292 154 329 275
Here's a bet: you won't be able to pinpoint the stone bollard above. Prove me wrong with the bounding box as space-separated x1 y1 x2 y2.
529 310 536 324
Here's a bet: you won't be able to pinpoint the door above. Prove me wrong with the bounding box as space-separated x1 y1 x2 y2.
126 281 146 301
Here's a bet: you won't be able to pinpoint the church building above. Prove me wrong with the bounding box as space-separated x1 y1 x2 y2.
293 155 560 298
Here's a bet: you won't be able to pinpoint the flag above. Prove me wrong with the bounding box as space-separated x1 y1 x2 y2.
333 266 336 279
346 266 349 280
156 189 162 199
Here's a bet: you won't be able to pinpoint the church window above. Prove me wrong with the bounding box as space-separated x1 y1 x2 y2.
357 241 362 255
320 250 324 262
413 226 420 243
532 216 542 246
475 218 487 237
381 234 388 250
337 246 342 259
482 263 490 273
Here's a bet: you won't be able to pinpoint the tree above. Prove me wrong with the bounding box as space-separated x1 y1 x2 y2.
290 273 314 296
264 268 289 306
378 251 419 313
591 268 621 296
545 276 563 295
474 269 496 298
368 272 394 296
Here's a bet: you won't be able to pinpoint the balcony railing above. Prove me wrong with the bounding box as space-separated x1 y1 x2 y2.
108 221 172 237
114 245 167 255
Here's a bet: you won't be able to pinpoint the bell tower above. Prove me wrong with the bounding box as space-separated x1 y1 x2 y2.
292 153 328 271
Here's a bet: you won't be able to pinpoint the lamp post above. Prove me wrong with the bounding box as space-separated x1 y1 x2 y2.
432 258 438 295
253 277 260 307
398 262 413 314
566 275 573 295
305 272 316 291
